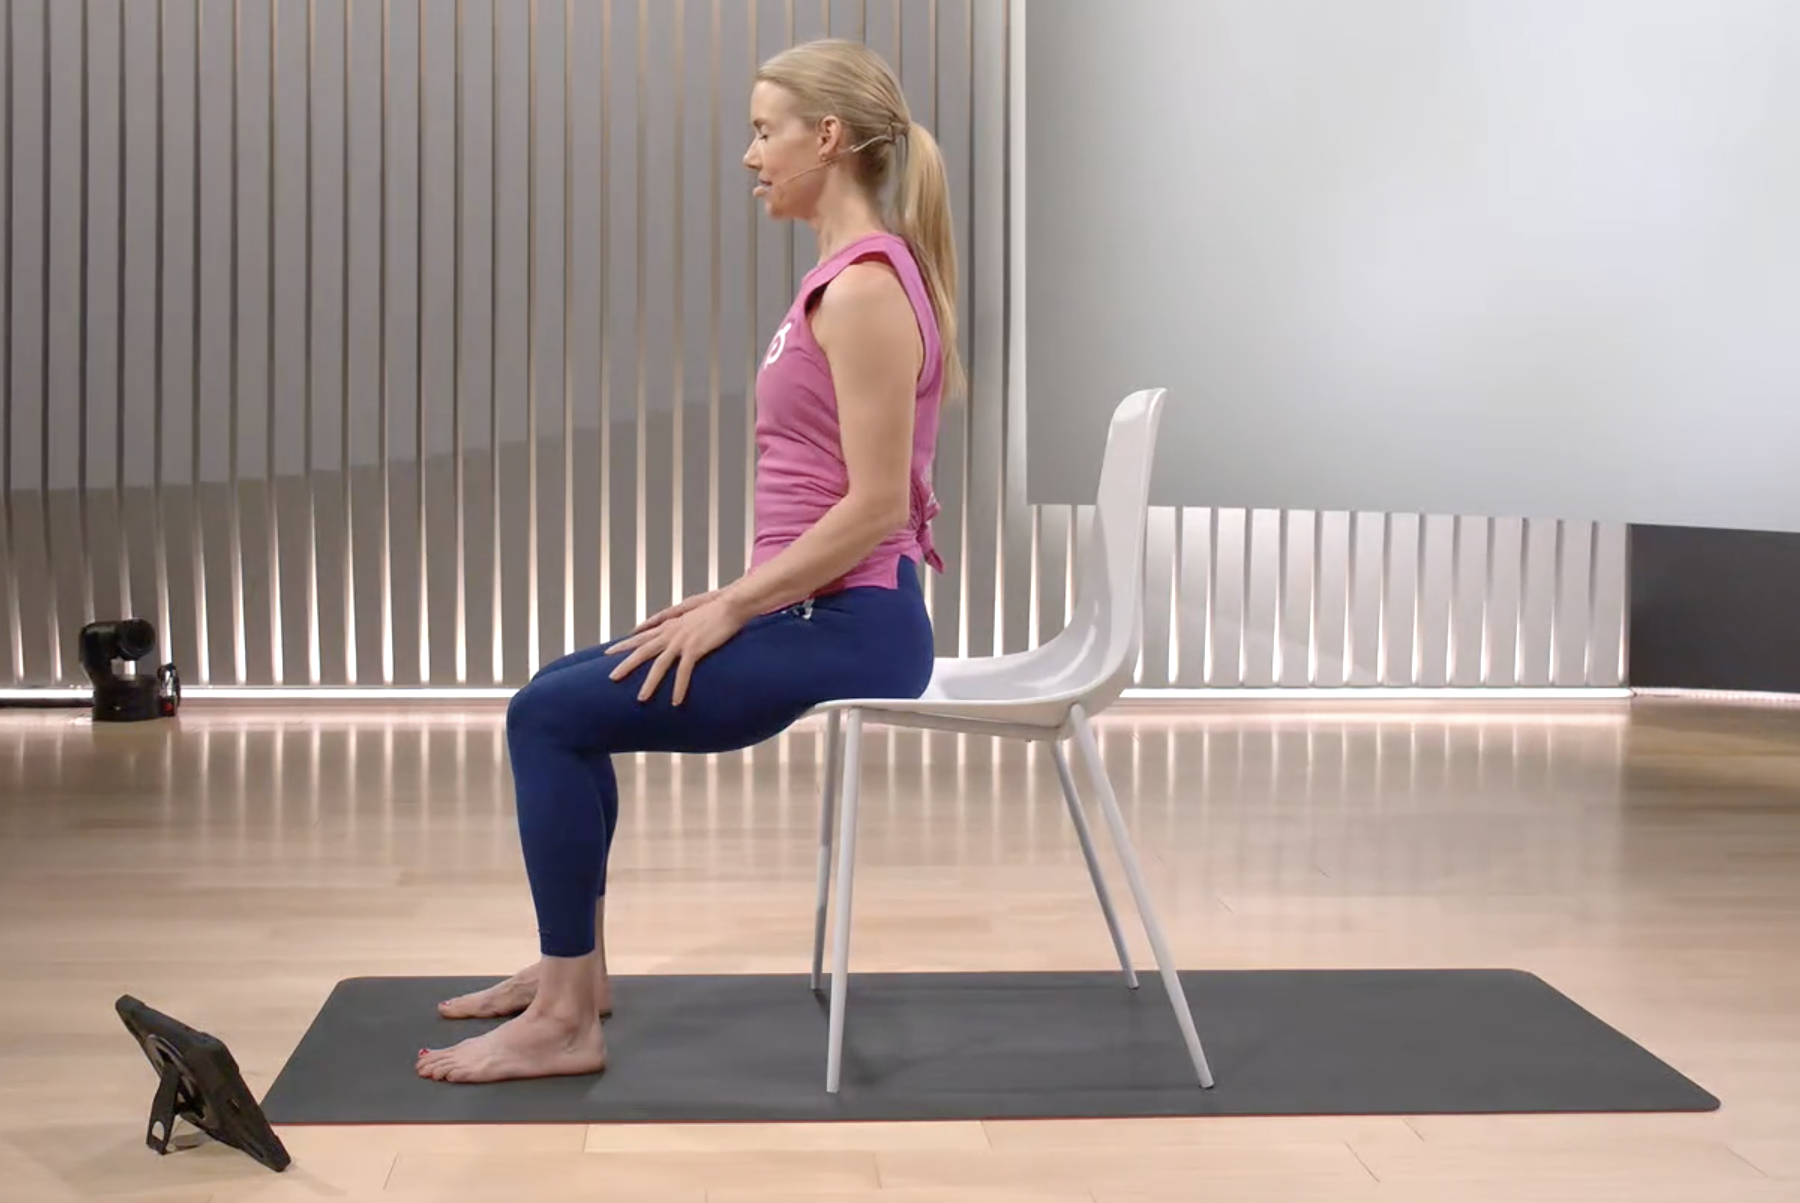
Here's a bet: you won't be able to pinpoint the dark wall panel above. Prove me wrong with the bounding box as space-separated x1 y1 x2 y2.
1628 525 1800 693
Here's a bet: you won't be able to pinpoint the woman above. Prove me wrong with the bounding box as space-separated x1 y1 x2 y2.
417 38 962 1083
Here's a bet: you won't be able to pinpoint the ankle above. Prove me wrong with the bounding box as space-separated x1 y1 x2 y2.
529 996 598 1029
529 953 604 1020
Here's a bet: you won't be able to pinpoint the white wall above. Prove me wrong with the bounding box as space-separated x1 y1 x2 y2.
1019 0 1800 534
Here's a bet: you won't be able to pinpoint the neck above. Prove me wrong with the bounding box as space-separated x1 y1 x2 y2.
809 186 887 262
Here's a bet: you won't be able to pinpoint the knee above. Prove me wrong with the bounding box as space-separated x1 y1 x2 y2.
506 671 560 744
506 658 629 751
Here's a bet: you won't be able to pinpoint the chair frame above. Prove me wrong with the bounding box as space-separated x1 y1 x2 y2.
802 388 1215 1095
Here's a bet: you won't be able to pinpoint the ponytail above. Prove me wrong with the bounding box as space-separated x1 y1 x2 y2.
895 121 966 402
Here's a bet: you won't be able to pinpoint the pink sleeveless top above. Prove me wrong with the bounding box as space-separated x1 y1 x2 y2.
750 231 946 596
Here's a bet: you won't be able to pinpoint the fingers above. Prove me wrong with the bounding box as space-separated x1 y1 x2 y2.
608 635 661 682
629 591 710 636
609 604 725 704
638 645 679 704
629 610 672 637
608 626 659 655
619 612 676 648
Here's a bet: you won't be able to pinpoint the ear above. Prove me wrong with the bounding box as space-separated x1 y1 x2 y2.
816 114 845 157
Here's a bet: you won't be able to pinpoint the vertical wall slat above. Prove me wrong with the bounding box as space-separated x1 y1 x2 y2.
196 0 237 685
457 0 494 683
370 0 395 685
607 0 640 635
1315 511 1350 685
738 0 756 610
567 0 603 648
157 0 198 686
1139 506 1175 688
971 0 1007 658
302 0 343 685
526 0 572 674
233 0 275 685
0 0 14 685
639 0 675 629
82 4 124 651
10 0 54 685
491 0 528 681
386 0 423 686
278 0 304 681
46 0 87 686
560 0 579 660
702 0 724 600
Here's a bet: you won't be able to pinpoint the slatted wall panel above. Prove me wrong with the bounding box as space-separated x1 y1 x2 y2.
0 0 1626 692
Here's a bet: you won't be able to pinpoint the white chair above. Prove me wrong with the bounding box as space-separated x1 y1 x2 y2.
804 387 1215 1095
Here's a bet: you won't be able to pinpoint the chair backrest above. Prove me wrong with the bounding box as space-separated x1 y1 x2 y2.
1052 387 1168 714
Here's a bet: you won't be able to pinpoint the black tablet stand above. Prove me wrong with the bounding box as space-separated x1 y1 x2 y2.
115 995 291 1173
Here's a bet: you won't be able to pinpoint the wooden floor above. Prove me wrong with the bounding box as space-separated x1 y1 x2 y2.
3 696 1799 1202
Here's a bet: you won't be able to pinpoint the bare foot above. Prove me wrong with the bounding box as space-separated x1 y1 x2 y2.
438 960 613 1020
416 1004 607 1084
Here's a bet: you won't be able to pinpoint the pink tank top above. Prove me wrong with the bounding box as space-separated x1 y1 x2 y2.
750 230 946 596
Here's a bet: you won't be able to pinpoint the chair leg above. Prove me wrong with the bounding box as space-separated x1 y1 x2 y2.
810 710 843 992
1052 741 1138 988
825 710 864 1094
1070 705 1215 1089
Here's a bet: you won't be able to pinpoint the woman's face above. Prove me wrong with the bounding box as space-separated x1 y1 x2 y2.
744 81 828 220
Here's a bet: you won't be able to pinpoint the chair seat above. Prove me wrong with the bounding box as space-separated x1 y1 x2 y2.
806 652 1097 735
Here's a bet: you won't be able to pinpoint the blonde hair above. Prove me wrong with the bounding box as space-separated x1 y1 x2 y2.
757 39 965 401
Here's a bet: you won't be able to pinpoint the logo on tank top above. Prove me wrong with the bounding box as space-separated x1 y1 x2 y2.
764 320 793 367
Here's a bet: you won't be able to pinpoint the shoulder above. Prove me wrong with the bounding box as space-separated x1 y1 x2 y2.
818 257 911 316
812 259 918 352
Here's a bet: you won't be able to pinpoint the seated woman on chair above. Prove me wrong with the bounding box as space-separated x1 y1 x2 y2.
417 37 963 1084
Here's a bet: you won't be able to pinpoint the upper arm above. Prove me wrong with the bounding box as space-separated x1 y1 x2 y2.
811 260 923 523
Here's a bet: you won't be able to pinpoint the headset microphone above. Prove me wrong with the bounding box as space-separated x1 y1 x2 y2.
755 132 895 195
757 158 833 194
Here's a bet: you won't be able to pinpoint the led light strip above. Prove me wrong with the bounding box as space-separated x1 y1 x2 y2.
1119 687 1634 702
1631 688 1800 708
2 685 1640 706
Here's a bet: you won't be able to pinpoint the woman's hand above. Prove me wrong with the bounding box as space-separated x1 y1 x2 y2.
606 592 755 706
618 589 720 641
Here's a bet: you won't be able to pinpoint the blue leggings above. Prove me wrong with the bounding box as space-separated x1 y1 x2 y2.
504 557 935 957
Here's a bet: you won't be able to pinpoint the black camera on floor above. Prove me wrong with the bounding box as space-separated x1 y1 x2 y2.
78 620 181 722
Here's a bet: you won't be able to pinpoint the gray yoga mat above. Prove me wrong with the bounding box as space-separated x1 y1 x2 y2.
259 969 1718 1124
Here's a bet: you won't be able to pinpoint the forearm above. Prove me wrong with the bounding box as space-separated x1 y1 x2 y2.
722 495 905 617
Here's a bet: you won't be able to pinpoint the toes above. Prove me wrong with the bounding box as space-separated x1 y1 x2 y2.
440 995 491 1018
417 1048 456 1075
418 1034 486 1082
437 1052 479 1083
